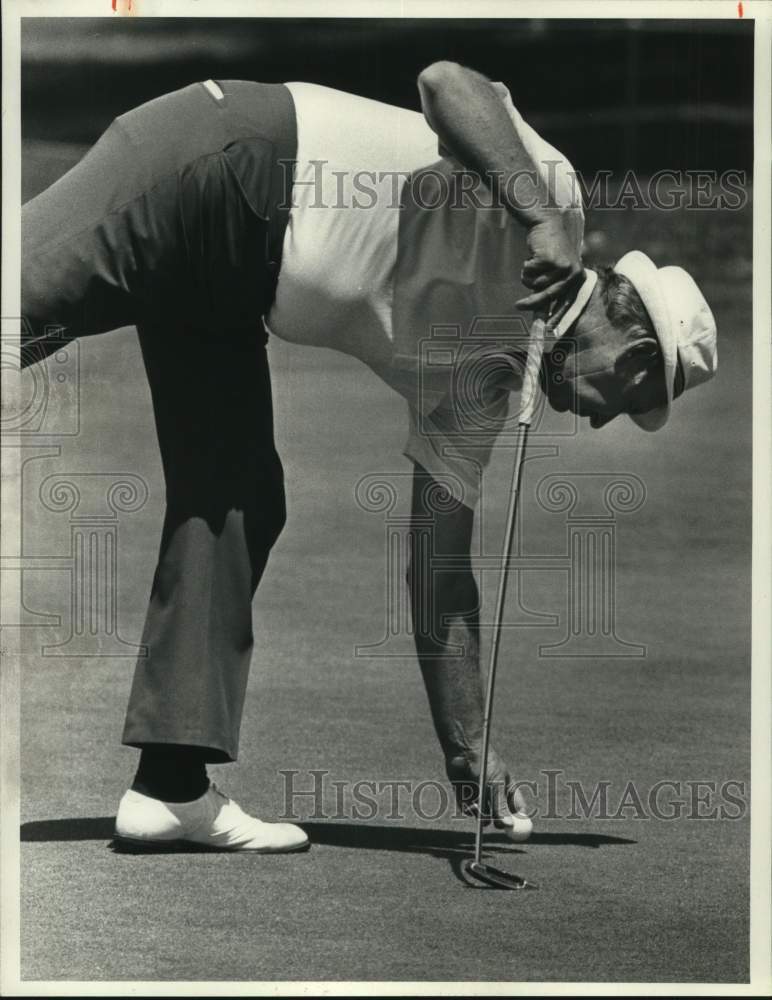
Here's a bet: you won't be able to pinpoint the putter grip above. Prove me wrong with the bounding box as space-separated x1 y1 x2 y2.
519 316 547 426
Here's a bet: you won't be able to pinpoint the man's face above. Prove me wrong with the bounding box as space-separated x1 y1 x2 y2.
541 285 666 428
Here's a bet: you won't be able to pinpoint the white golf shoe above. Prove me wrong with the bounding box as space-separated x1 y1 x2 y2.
114 782 309 853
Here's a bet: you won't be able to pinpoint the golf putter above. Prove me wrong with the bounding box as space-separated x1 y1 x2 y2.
461 309 551 892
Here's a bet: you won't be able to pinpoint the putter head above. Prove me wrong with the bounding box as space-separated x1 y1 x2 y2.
462 859 538 891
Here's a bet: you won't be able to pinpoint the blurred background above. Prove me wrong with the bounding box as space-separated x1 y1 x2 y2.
22 17 755 286
22 17 753 172
18 17 755 984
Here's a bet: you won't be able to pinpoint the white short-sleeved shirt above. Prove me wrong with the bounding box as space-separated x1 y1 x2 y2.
266 81 584 507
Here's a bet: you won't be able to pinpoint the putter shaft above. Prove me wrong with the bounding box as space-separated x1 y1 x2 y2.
472 316 547 868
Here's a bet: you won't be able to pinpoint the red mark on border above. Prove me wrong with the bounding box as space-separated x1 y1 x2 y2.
738 1 744 15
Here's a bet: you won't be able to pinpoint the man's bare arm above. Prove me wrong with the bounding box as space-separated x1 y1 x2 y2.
407 462 525 827
417 60 583 309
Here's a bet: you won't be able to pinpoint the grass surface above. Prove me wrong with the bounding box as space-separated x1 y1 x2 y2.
18 142 751 983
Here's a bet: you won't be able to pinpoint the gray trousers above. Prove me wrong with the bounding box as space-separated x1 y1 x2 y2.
22 81 297 761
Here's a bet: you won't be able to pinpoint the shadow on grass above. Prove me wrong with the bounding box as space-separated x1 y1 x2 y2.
20 817 636 888
299 821 636 854
301 823 637 890
22 817 116 841
21 816 636 853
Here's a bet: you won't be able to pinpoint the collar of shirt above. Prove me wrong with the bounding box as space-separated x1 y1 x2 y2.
551 268 598 339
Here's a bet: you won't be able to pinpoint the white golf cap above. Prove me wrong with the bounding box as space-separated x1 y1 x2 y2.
614 250 718 431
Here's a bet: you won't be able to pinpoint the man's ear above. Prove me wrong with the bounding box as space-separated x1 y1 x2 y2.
616 340 659 386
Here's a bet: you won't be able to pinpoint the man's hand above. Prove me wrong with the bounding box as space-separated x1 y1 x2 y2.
447 747 533 840
516 213 584 312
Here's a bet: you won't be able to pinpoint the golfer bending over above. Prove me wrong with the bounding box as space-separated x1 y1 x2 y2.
21 62 717 852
